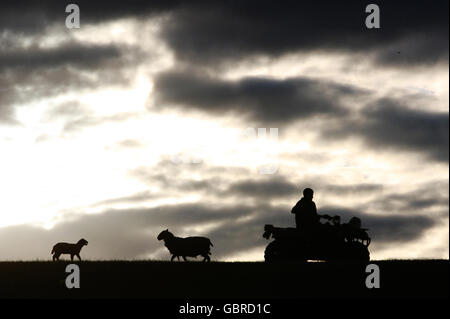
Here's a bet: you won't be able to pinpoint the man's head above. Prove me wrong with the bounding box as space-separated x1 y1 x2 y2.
303 188 314 200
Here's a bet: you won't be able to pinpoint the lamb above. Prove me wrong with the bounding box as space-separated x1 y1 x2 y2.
51 238 88 261
157 229 213 262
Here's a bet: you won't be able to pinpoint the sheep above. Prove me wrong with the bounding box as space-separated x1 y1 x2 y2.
157 229 213 262
342 217 371 246
51 238 88 261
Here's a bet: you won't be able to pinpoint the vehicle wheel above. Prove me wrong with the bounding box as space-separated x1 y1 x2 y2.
265 241 307 262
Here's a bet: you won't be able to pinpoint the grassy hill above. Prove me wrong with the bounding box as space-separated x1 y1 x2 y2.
0 260 447 299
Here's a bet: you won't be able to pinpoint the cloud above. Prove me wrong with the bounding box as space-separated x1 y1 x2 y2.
115 139 143 149
43 100 92 121
159 0 448 67
0 203 256 260
2 1 447 70
127 162 386 203
0 184 444 260
323 98 449 162
374 33 449 67
0 11 149 125
62 112 140 133
0 96 19 125
320 207 439 243
322 184 383 195
153 70 367 125
0 1 178 35
224 178 298 199
218 175 384 200
127 160 251 193
223 178 383 199
95 165 449 225
0 45 137 125
365 180 449 212
0 43 121 71
0 1 447 262
0 201 298 261
91 191 158 207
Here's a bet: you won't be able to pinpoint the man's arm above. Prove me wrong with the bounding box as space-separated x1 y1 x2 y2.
291 201 300 214
315 204 332 220
312 202 317 214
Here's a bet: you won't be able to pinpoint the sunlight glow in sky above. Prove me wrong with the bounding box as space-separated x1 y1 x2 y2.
0 2 448 261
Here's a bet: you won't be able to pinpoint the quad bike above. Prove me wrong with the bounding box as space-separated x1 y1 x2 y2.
263 215 371 262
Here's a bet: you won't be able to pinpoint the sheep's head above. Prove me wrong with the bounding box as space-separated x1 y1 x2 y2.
78 238 88 246
263 224 274 240
157 229 173 241
348 217 362 229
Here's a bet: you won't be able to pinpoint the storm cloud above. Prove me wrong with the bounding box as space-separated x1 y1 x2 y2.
0 43 121 71
0 41 139 124
323 98 449 162
0 0 178 34
1 1 447 68
0 200 440 261
153 70 366 124
160 0 448 67
0 1 447 262
320 207 439 244
0 203 258 260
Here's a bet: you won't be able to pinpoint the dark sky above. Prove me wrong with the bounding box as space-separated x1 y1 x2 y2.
0 0 448 261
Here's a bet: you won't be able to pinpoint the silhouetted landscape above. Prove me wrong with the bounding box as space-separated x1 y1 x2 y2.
0 260 447 299
0 1 448 309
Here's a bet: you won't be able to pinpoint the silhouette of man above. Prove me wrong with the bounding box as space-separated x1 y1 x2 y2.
291 188 330 237
291 188 318 229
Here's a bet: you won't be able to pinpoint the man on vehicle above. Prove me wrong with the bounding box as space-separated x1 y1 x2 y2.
291 188 331 238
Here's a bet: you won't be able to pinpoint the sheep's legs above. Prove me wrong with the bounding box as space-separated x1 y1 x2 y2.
76 254 82 261
52 253 60 261
182 256 188 262
202 254 210 262
171 254 177 261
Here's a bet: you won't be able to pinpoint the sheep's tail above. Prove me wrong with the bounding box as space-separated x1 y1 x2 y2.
51 247 54 254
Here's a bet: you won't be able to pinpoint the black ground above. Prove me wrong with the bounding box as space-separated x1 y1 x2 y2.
0 260 447 299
